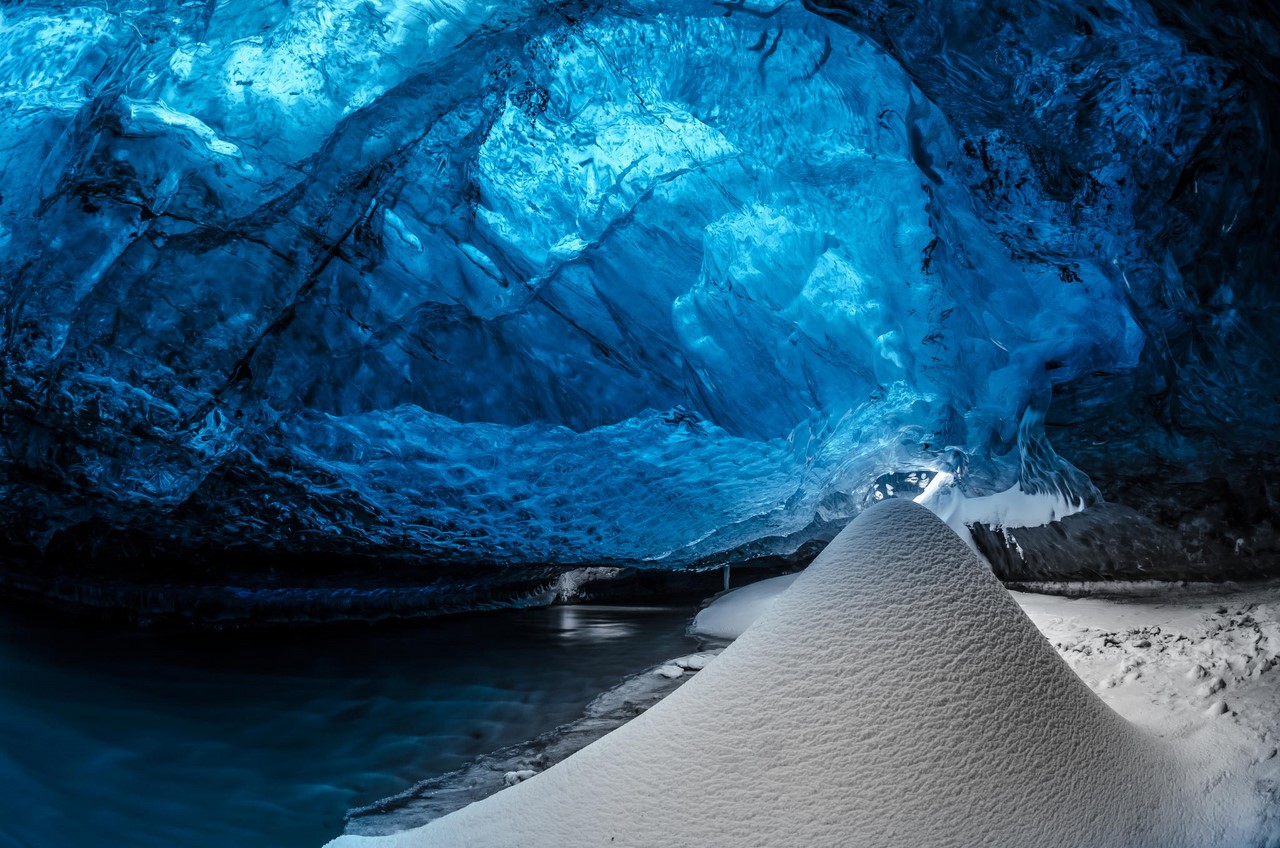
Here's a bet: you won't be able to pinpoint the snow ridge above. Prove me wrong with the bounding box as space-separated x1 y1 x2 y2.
326 500 1213 848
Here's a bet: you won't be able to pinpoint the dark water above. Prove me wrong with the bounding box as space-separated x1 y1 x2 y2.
0 604 698 848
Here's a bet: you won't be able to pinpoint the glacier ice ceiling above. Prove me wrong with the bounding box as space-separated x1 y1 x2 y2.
1 0 1278 611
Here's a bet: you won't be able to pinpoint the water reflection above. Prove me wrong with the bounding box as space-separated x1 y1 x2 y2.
552 605 648 642
0 603 696 848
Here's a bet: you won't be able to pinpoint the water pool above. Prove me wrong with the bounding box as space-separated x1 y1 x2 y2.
0 603 698 848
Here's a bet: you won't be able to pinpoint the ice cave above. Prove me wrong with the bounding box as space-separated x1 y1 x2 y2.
0 0 1278 846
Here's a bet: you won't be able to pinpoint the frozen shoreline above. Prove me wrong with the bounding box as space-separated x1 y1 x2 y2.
342 649 720 836
332 501 1280 846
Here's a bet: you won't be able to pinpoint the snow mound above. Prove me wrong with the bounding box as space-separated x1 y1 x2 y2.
326 500 1212 848
689 572 799 644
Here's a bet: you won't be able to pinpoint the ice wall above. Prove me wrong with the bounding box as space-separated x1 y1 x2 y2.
0 0 1276 588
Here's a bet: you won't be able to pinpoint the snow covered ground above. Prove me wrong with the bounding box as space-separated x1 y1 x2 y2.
326 500 1276 847
1014 582 1280 841
693 574 1280 843
697 573 1280 772
691 571 1280 845
687 572 799 644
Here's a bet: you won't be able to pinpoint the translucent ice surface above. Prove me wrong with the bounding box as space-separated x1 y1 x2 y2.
1 1 1276 580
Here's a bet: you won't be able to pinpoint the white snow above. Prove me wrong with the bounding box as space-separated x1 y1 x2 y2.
1011 581 1280 843
671 653 714 672
688 572 799 644
715 572 1280 835
693 554 1280 842
654 652 719 678
912 470 1086 546
501 770 537 787
324 499 1252 848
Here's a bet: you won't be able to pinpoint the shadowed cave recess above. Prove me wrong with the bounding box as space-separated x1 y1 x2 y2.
1 0 1278 624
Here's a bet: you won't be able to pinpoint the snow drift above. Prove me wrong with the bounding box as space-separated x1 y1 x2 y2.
690 571 799 645
325 500 1217 848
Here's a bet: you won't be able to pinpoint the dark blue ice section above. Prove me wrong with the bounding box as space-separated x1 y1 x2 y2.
0 1 1275 572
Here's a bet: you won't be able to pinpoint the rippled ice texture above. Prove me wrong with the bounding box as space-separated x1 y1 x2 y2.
0 0 1274 571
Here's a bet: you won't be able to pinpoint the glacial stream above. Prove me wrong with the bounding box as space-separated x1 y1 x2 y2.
0 603 698 848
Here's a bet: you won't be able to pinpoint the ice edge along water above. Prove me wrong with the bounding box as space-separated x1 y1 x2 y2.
325 500 1267 848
